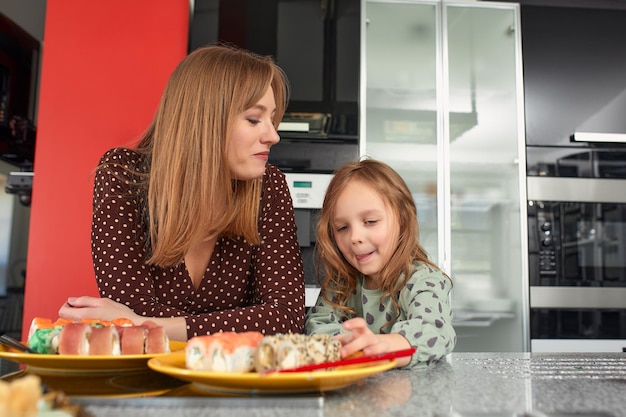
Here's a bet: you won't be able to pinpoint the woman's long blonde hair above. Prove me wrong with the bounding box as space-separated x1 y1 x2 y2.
119 45 289 267
316 158 447 323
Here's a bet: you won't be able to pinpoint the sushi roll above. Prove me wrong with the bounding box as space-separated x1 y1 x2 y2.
253 334 306 371
119 326 147 355
185 331 263 372
57 323 92 355
111 317 135 327
275 334 309 370
142 321 170 354
253 333 343 372
88 326 121 355
80 318 111 328
27 317 71 354
306 333 341 364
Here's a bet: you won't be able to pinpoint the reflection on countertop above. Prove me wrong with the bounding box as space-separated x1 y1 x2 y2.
2 352 626 417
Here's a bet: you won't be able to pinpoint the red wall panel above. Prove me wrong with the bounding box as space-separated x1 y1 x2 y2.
22 0 189 337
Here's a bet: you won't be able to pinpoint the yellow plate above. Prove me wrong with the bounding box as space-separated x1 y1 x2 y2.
0 340 186 375
1 369 187 398
148 351 396 395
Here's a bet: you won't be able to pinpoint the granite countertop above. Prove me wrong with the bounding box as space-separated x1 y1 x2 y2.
3 352 626 417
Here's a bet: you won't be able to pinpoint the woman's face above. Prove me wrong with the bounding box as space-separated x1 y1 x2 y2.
332 180 400 283
227 86 280 180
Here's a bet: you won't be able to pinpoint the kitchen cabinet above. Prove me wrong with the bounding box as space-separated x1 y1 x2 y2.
521 5 626 147
361 0 528 351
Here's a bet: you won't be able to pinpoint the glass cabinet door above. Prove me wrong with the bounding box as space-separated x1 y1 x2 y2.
362 0 528 352
445 3 527 352
362 1 440 262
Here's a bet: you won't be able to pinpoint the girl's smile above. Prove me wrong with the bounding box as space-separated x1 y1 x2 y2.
332 180 400 281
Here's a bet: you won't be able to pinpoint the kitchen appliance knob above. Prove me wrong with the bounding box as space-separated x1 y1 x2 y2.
540 222 551 231
541 237 553 247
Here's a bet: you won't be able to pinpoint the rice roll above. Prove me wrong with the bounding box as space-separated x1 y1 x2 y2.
253 333 343 372
88 326 121 355
119 326 147 355
111 317 135 327
275 336 308 370
142 321 170 354
185 331 263 372
306 334 341 364
57 323 92 355
27 318 59 354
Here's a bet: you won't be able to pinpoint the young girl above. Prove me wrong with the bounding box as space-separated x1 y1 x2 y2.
305 159 456 368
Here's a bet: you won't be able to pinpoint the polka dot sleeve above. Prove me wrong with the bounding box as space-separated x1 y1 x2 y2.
91 148 305 339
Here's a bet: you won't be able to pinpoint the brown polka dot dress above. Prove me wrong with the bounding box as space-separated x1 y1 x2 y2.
91 148 305 339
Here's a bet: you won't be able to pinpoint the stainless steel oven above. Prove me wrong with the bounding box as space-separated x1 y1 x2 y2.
527 146 626 352
270 114 359 307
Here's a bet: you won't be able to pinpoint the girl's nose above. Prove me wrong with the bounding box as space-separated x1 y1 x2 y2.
350 228 363 244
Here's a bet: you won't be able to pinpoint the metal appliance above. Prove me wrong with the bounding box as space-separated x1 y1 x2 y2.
527 146 626 352
270 114 359 307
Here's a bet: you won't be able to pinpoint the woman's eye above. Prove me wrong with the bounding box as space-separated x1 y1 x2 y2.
247 118 261 125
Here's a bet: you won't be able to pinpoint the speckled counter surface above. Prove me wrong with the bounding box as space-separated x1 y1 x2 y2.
322 352 626 417
3 352 626 417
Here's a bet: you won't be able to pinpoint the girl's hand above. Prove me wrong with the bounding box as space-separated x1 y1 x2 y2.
58 296 141 324
334 317 388 357
333 317 414 367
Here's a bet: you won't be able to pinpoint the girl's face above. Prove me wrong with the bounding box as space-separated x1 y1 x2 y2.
227 86 280 180
332 180 400 284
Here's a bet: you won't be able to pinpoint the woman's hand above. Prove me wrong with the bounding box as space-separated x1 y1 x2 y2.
333 317 413 367
58 296 141 324
58 296 189 341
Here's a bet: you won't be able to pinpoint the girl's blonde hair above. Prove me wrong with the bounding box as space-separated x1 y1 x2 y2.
114 44 289 267
316 158 447 324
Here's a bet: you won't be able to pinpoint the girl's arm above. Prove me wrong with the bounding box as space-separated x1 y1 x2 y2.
329 264 456 368
390 264 456 367
304 293 346 336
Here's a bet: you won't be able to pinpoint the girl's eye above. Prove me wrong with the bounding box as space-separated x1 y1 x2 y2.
365 219 378 225
247 118 261 125
335 225 348 232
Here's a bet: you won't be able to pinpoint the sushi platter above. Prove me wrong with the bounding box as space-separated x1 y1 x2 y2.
2 323 413 397
148 351 397 394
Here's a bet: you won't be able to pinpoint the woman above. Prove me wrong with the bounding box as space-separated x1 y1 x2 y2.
58 45 305 341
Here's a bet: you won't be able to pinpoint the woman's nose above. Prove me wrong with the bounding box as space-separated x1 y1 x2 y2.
263 124 280 145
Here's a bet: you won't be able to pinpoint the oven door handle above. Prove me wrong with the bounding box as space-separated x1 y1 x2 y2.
527 177 626 204
571 132 626 144
530 287 626 309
